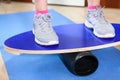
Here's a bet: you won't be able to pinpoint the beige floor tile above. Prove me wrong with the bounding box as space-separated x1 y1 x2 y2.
0 1 120 23
0 51 9 80
103 8 120 23
49 5 87 23
0 2 6 14
0 1 34 14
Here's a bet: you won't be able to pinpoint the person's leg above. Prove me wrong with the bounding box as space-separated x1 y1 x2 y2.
87 0 100 6
85 0 115 38
35 0 48 14
33 0 59 46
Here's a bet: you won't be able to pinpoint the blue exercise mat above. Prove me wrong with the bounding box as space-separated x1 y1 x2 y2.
1 9 120 80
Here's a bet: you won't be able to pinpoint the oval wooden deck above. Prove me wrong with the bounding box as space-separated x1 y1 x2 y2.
4 24 120 55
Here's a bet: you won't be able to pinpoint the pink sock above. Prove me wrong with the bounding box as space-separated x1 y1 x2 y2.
88 6 100 11
36 9 48 15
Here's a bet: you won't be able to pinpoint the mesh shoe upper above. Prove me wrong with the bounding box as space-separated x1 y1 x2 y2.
33 13 59 45
85 6 115 38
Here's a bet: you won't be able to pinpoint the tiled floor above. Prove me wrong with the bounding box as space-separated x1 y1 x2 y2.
0 1 120 23
0 1 120 49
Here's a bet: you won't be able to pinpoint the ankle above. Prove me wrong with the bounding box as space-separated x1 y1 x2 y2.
35 9 48 15
88 5 101 11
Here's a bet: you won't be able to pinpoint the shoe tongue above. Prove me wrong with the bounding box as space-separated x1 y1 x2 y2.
38 14 50 22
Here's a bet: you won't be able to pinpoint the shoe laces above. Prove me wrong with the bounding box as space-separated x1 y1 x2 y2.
89 6 108 25
35 14 53 34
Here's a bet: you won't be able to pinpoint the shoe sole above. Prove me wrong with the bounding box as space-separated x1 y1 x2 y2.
35 38 59 46
85 20 93 28
32 29 59 46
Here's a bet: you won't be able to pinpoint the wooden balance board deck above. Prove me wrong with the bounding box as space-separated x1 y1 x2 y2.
4 23 120 55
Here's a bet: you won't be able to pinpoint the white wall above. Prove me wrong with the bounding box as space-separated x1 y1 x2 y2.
32 0 85 6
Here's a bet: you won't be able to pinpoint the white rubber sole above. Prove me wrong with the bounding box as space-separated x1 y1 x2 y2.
35 38 59 46
85 20 115 38
85 20 93 28
32 29 59 46
93 31 115 38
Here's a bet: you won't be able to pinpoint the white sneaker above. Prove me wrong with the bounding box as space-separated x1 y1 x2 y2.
85 6 115 38
33 13 59 46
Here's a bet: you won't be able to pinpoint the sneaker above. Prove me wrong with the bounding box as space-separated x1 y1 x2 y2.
33 13 59 46
85 6 115 38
